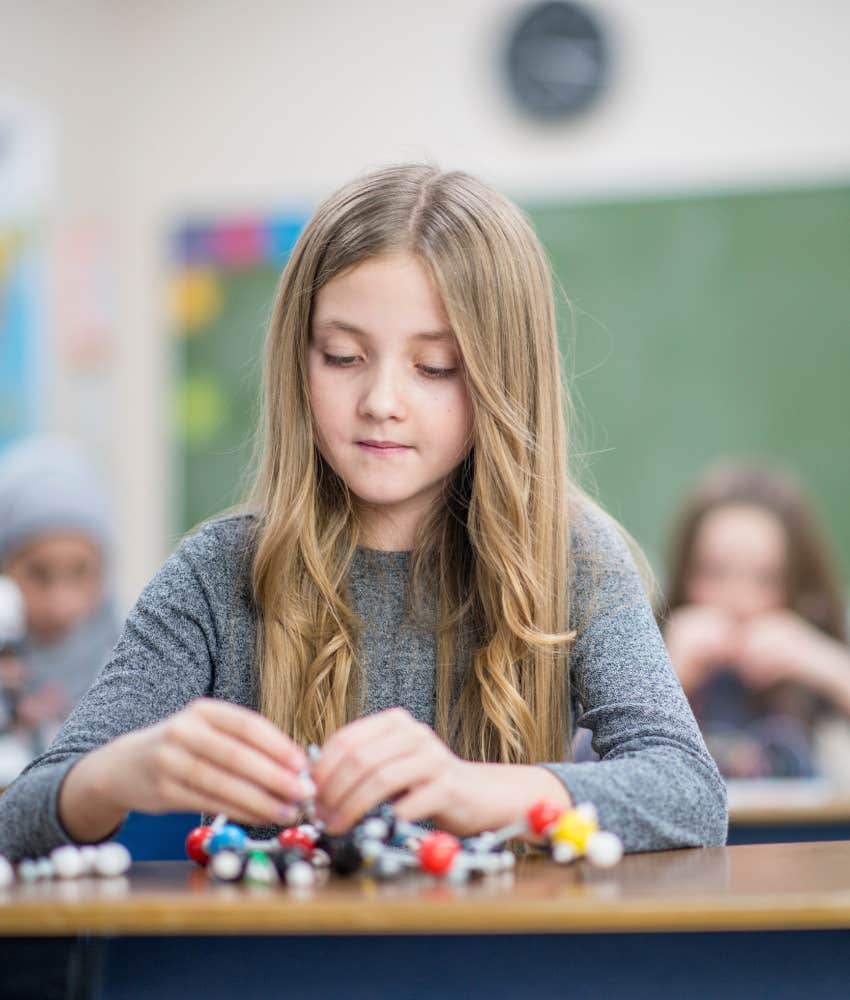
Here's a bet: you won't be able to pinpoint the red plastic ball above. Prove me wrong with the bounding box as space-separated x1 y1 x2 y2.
527 799 564 836
278 827 315 854
418 832 461 876
185 826 214 866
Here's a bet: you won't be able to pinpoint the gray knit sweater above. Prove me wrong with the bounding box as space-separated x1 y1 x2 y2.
0 506 727 860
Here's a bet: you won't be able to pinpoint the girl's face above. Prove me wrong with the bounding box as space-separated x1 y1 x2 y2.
308 252 472 550
4 532 104 644
684 503 788 621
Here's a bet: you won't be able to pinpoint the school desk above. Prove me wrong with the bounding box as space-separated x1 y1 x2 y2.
727 778 850 844
1 841 850 999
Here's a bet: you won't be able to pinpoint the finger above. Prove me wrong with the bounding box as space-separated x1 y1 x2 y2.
194 698 307 771
172 717 311 804
324 753 433 833
316 729 424 816
159 742 296 825
314 708 415 785
158 778 292 827
391 781 448 826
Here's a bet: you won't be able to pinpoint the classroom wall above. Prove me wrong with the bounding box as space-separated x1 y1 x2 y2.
1 0 849 610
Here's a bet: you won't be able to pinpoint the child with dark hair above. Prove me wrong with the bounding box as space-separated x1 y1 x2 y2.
661 461 850 778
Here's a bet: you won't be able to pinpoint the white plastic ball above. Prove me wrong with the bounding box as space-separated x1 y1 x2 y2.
35 858 55 880
585 831 623 869
51 846 86 879
575 802 599 825
17 860 39 882
446 858 471 884
245 857 278 886
498 850 516 871
360 818 389 842
0 856 14 889
359 839 384 863
79 846 99 875
93 843 131 877
551 841 578 865
285 860 316 888
376 854 404 879
211 850 243 882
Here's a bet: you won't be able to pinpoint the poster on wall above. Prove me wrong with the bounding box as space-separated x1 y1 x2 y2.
0 99 54 451
170 215 306 534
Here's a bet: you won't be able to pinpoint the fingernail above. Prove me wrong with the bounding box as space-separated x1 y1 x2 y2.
299 778 317 799
278 804 298 822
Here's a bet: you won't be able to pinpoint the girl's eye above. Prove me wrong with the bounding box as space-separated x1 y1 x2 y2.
323 354 359 367
419 365 457 379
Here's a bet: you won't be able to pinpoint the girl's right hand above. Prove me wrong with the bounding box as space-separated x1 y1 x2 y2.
663 605 739 695
60 699 310 840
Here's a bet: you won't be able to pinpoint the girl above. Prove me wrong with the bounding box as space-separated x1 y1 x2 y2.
662 462 850 778
0 166 726 860
0 436 119 783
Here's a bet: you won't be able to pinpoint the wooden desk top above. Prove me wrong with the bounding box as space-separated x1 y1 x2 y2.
2 841 850 937
727 779 850 825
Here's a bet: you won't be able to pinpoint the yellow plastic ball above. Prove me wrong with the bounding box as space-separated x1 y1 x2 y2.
550 808 599 851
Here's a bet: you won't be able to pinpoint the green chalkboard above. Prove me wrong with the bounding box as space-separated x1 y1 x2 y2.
173 185 850 579
526 184 850 577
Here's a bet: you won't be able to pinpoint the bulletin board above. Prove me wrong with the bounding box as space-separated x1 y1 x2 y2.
170 217 306 534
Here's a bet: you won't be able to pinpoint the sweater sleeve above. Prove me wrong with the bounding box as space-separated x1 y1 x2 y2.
0 518 248 861
540 503 728 852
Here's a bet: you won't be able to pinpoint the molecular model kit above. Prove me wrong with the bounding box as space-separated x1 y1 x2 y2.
0 745 623 890
186 790 624 889
0 842 132 890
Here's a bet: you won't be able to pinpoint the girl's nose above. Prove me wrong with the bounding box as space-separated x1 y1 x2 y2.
358 366 406 422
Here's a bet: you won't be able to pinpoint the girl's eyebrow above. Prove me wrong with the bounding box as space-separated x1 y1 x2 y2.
316 319 455 342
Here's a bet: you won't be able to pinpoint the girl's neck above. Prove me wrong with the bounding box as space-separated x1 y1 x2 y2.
356 510 418 553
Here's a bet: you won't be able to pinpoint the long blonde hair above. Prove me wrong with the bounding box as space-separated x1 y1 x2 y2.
249 164 576 764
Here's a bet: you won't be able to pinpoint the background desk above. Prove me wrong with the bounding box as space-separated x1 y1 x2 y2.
2 841 850 999
727 779 850 844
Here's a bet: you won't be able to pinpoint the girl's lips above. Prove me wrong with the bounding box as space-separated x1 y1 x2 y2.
357 442 411 454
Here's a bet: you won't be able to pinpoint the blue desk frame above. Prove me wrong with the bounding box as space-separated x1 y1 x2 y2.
80 930 850 1000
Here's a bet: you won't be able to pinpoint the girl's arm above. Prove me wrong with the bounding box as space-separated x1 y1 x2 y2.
58 698 308 843
538 505 728 851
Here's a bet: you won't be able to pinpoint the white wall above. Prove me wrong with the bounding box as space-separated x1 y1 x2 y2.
2 0 849 609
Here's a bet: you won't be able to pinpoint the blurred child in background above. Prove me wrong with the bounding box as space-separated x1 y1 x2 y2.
0 436 119 783
662 461 850 779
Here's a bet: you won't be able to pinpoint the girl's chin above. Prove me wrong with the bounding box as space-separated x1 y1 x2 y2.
351 491 422 508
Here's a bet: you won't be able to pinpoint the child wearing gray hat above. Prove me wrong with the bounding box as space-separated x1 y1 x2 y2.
0 436 119 782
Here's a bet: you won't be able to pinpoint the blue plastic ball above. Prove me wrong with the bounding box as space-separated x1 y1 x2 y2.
208 824 248 855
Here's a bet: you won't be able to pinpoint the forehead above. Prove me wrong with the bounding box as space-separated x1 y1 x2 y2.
311 253 452 340
693 503 787 567
7 532 102 568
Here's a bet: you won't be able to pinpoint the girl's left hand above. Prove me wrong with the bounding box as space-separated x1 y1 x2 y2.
313 707 574 836
312 708 472 835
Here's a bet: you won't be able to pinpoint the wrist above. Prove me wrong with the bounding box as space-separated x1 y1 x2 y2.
452 761 572 834
58 739 131 843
